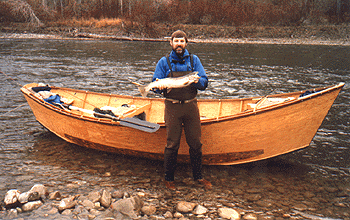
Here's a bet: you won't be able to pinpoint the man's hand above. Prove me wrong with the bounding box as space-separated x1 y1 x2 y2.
155 78 167 90
193 75 200 84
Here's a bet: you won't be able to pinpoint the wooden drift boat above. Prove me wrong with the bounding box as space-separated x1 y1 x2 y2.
21 82 344 165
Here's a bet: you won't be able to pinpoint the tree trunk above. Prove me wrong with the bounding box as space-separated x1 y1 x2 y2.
337 0 341 22
120 0 123 16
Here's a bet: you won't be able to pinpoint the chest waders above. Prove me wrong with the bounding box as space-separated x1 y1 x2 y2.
163 54 203 182
164 54 197 101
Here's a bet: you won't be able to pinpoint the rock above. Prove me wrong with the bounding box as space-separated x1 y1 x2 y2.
123 192 131 198
136 192 146 198
30 184 48 199
49 191 61 200
324 187 338 193
94 202 102 210
98 209 117 219
82 199 95 211
232 188 244 195
256 199 273 208
283 213 291 218
176 201 197 213
47 207 59 215
262 184 275 191
15 175 34 182
21 200 43 212
15 207 22 213
112 190 124 199
73 205 89 216
58 196 77 212
192 204 207 215
132 196 143 213
110 196 143 219
304 191 315 198
243 213 258 220
164 211 173 218
293 203 308 211
18 191 40 204
67 183 80 189
218 208 240 220
334 202 347 207
174 212 184 218
7 209 18 219
141 205 157 216
246 194 262 202
276 187 285 193
90 208 101 216
246 188 262 193
100 189 112 208
77 212 91 220
4 189 20 206
88 214 96 219
87 191 101 203
61 209 72 215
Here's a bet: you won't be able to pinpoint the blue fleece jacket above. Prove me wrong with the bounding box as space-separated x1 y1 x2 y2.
153 49 208 92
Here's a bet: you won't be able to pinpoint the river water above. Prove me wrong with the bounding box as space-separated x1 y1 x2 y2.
0 38 349 219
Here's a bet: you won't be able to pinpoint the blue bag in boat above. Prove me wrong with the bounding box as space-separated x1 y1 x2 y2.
44 94 63 104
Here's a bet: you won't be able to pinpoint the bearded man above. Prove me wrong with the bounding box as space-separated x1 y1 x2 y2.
152 30 212 190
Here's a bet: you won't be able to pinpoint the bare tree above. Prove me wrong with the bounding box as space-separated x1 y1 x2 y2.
1 0 43 26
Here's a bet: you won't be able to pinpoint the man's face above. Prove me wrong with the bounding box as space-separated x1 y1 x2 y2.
170 37 187 55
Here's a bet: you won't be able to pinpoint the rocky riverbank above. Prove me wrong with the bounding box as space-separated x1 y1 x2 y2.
1 177 349 220
0 184 253 219
1 22 350 46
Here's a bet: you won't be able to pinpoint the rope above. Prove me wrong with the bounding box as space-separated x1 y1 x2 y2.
0 103 27 116
1 71 23 87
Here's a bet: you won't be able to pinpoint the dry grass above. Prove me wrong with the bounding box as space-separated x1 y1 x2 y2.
52 18 123 28
95 18 123 28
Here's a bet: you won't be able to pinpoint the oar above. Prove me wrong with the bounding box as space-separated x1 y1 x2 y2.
56 103 160 133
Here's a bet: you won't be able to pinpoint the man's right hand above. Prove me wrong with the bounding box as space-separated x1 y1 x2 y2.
155 78 167 90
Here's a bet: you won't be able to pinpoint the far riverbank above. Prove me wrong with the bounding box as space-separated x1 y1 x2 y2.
1 22 350 46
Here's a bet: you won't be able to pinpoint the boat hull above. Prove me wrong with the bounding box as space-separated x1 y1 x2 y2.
21 83 344 165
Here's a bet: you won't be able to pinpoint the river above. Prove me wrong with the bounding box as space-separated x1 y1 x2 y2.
0 38 349 219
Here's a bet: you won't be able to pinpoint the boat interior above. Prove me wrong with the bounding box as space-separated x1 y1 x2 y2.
22 83 340 125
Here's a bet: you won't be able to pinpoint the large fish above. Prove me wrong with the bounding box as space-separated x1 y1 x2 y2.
135 72 200 97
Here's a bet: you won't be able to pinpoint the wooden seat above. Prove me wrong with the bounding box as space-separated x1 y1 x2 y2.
122 103 151 119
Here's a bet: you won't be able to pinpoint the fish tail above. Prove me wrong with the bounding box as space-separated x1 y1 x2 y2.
138 86 148 97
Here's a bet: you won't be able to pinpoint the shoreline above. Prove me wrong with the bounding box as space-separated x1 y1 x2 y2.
1 32 349 46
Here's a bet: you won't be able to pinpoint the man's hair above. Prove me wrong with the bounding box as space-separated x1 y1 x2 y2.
171 30 188 43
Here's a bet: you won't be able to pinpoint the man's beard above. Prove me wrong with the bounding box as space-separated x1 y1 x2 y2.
174 46 185 57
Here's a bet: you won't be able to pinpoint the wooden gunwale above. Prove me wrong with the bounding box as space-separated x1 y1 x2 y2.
22 83 344 125
195 87 337 125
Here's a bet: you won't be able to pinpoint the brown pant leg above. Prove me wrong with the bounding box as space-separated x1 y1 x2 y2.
164 101 183 181
183 100 203 180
